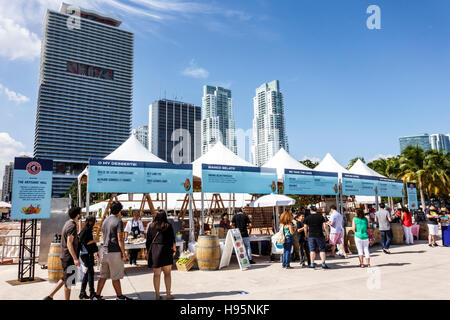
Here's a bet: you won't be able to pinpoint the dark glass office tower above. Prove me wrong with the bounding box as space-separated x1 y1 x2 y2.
34 4 133 197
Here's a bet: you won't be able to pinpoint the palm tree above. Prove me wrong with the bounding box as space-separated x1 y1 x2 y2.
346 157 365 170
423 150 450 199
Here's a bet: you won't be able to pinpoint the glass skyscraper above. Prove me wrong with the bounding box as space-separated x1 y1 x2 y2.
201 86 237 154
149 99 201 163
399 134 431 152
251 80 289 166
34 4 133 197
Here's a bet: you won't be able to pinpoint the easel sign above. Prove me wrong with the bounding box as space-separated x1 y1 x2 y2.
219 229 250 271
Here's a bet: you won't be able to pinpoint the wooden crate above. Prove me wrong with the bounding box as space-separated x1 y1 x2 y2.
176 256 196 271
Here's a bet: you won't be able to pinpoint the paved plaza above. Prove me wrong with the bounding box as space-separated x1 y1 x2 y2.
1 239 449 300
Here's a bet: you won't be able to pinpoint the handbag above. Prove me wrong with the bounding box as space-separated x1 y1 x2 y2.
276 224 286 245
146 231 160 268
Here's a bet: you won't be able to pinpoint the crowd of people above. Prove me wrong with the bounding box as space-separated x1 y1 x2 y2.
44 202 177 301
41 199 448 300
276 203 449 270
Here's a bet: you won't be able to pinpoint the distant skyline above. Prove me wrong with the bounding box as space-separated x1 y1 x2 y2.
1 0 450 180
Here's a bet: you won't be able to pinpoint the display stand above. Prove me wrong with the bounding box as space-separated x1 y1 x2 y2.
18 219 38 282
219 229 250 271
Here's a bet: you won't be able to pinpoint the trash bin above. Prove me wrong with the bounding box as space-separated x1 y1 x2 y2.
442 223 450 247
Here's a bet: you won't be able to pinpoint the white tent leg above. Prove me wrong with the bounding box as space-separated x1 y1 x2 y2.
165 193 168 212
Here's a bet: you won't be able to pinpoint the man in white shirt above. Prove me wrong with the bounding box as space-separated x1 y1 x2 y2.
124 212 145 265
327 205 348 258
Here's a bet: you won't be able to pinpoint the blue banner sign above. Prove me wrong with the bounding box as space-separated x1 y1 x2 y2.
88 159 193 193
342 173 404 197
11 158 53 220
406 182 419 210
377 178 404 197
201 164 277 194
342 173 380 196
284 169 339 195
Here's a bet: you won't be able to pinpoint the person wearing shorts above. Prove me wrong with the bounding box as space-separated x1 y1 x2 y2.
44 207 81 300
327 205 348 259
352 209 370 268
426 205 442 247
304 206 330 269
95 201 132 300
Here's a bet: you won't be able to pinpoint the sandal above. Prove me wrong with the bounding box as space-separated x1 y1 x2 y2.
166 294 174 300
155 295 161 300
360 264 365 268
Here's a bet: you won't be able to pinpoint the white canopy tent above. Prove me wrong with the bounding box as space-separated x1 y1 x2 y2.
191 141 255 178
191 141 256 235
314 153 349 213
348 159 385 207
0 201 11 208
262 148 309 182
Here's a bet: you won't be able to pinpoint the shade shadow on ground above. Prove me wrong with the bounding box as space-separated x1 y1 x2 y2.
134 290 243 300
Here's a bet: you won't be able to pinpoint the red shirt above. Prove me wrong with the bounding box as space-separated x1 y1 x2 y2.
402 212 413 227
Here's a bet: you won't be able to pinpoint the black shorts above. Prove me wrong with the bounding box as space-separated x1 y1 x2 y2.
61 257 76 286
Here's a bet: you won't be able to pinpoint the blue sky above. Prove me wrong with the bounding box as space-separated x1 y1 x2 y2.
0 0 449 179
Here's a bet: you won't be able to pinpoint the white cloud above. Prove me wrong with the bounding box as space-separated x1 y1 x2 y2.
182 59 209 79
0 84 30 104
0 16 41 61
0 132 32 185
370 154 395 162
300 156 321 163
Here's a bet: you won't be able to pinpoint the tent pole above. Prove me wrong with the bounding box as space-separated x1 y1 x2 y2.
165 193 168 212
189 193 194 242
375 195 379 211
200 192 204 235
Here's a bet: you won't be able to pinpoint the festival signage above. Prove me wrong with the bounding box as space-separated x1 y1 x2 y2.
406 182 419 210
284 169 338 195
342 173 380 196
88 159 193 193
201 164 277 194
342 173 404 197
10 158 53 220
377 178 404 197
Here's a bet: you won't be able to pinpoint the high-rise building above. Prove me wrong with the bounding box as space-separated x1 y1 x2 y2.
201 86 237 154
399 134 431 153
132 125 149 149
34 4 133 197
149 99 201 163
430 134 450 153
399 133 450 153
251 80 289 166
1 162 14 202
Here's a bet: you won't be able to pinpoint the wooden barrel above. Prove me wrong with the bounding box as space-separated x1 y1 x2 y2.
345 227 357 253
391 224 404 244
196 235 221 271
47 243 63 283
373 229 381 244
419 222 429 240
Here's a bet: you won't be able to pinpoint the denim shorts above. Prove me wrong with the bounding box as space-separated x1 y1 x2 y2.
308 237 326 252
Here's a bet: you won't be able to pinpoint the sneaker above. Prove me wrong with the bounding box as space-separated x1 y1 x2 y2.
43 296 53 300
433 243 439 247
385 249 391 254
309 263 316 269
249 260 256 265
321 263 330 269
91 294 104 300
79 292 89 300
428 244 433 247
116 295 133 301
286 266 293 269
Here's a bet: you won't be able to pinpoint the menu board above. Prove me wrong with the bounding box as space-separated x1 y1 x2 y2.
406 182 419 210
201 164 277 194
342 173 404 197
284 169 339 195
342 173 379 196
10 158 53 220
88 159 192 193
377 178 404 197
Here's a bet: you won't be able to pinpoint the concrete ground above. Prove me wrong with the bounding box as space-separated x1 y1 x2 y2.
1 239 449 300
